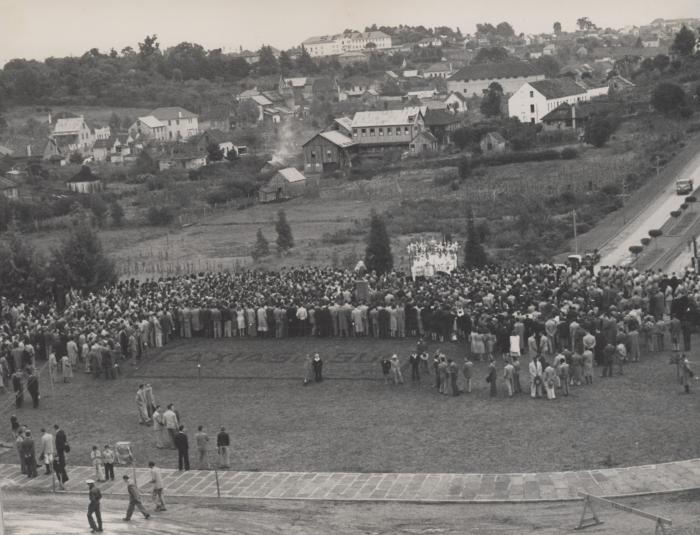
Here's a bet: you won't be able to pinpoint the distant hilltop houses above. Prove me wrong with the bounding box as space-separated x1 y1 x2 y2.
302 31 392 57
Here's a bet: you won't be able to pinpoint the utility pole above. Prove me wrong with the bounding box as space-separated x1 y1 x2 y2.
573 210 578 255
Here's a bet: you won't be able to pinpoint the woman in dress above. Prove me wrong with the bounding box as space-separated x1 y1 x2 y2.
61 354 73 383
470 329 485 362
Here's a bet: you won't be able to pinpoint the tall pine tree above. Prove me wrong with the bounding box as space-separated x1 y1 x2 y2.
365 211 393 274
252 228 270 260
275 210 294 253
464 205 488 268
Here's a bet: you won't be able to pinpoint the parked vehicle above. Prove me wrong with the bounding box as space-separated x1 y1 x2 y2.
676 179 694 195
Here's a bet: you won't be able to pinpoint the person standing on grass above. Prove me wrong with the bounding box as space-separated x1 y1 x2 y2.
614 342 626 376
448 358 459 396
390 354 403 385
15 426 26 475
312 353 323 382
486 359 497 397
61 353 73 382
153 406 167 449
380 356 391 385
582 349 594 385
26 368 39 408
148 461 166 511
602 343 615 378
217 426 230 469
409 351 420 382
437 355 448 394
302 354 313 386
21 430 37 478
135 385 151 425
462 355 473 393
12 370 23 408
174 425 190 471
40 428 55 475
512 355 522 394
144 384 156 419
122 475 150 522
102 445 115 481
559 357 570 396
419 351 430 376
163 405 178 448
529 354 543 398
543 362 557 400
195 425 209 469
86 479 103 533
503 358 514 397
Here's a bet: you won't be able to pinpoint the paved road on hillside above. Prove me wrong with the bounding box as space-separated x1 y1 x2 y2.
598 151 700 268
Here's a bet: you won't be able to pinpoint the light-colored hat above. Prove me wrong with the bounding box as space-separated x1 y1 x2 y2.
86 479 95 485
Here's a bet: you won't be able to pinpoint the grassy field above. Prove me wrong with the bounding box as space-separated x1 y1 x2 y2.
3 336 699 475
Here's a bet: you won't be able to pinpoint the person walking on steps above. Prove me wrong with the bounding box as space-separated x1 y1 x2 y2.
86 479 103 533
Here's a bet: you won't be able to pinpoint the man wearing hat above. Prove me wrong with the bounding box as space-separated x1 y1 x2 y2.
86 479 103 532
122 474 150 521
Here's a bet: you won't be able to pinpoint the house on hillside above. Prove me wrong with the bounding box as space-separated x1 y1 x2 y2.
302 130 356 174
258 167 308 202
149 107 199 140
444 91 469 113
540 103 589 132
44 116 101 160
350 108 425 153
423 62 453 79
447 62 545 97
480 132 507 154
330 117 353 137
417 37 443 48
130 116 168 141
193 130 239 159
67 166 102 194
409 130 439 154
608 75 636 92
508 78 608 123
423 109 461 145
0 177 19 200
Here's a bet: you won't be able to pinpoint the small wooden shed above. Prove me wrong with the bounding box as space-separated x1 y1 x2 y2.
258 167 307 203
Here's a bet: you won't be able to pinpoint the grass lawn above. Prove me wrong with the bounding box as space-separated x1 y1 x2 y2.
3 336 699 475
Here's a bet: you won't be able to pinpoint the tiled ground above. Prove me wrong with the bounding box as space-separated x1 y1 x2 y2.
0 459 699 503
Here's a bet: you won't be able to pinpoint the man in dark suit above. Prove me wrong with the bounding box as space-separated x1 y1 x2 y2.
173 425 190 471
20 430 37 478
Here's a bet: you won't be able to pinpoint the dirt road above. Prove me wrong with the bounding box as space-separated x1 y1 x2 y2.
2 490 700 534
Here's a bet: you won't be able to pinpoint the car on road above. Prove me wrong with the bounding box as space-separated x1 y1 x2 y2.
676 178 694 195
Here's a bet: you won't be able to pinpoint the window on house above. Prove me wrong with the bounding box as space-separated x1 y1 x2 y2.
388 129 392 136
530 104 535 113
353 129 358 137
326 150 332 156
361 128 366 136
396 127 401 135
530 118 535 124
379 128 384 136
404 126 409 134
368 128 374 136
529 91 534 97
311 151 316 159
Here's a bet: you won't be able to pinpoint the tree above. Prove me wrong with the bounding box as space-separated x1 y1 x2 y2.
464 206 488 268
651 82 686 114
652 54 670 72
473 47 510 64
495 22 515 38
69 152 84 164
108 112 121 132
553 21 562 35
133 150 158 175
49 222 117 293
88 194 109 227
257 45 279 75
672 25 697 56
480 83 503 116
206 142 224 162
295 46 318 75
251 228 270 260
584 116 614 147
275 210 294 252
380 79 403 96
236 99 260 124
109 200 124 226
278 50 294 74
0 232 47 300
535 56 561 78
364 211 393 275
576 17 595 31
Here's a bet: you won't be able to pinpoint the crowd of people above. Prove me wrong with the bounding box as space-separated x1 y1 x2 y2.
0 264 698 393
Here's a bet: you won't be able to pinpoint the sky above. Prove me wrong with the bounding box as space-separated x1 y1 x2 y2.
1 0 699 66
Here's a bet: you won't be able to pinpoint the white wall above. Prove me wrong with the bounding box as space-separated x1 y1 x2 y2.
447 74 544 98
